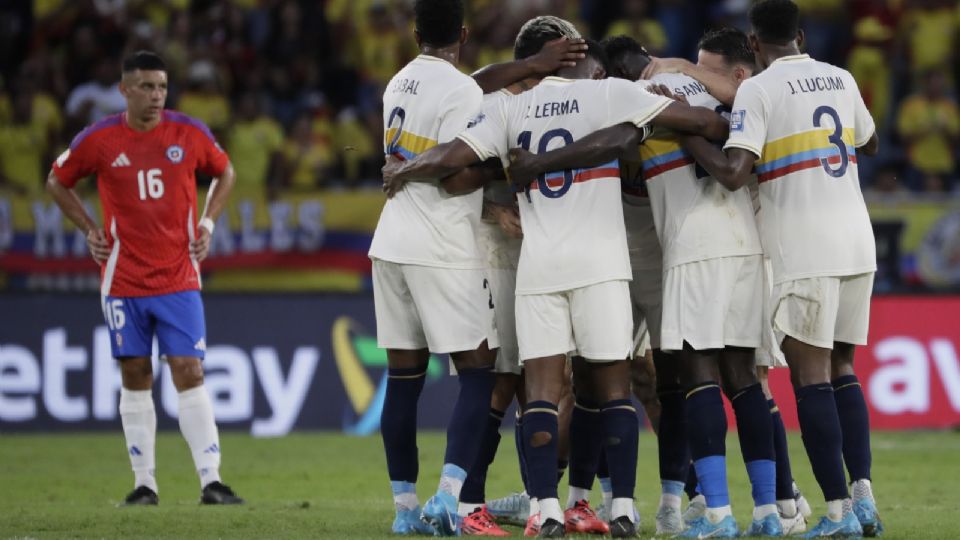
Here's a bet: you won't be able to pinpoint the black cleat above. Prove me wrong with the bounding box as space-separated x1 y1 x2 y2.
609 515 638 538
123 485 158 506
200 481 244 505
538 518 566 538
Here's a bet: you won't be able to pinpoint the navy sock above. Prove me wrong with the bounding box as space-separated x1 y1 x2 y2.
601 399 639 499
731 384 776 507
796 383 848 501
769 398 795 500
460 408 505 505
686 383 729 508
522 401 560 500
833 375 872 482
684 461 699 500
381 367 427 483
514 414 529 492
597 449 608 479
568 399 603 490
444 367 496 471
657 385 689 483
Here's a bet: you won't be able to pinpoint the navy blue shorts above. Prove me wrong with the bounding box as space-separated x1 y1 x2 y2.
102 290 206 359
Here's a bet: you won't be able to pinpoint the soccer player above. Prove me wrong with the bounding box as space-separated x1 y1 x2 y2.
45 51 241 506
679 1 881 536
382 40 727 538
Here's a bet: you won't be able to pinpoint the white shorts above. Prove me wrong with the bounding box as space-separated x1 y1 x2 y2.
661 255 763 352
516 280 633 362
630 266 663 350
771 272 874 350
488 267 520 374
756 258 787 368
372 260 498 354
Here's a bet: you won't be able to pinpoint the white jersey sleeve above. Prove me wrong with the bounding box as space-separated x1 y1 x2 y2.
458 95 511 163
438 81 484 143
724 78 770 158
850 76 876 147
602 79 674 130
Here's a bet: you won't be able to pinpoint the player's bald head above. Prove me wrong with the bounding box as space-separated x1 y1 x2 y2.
514 16 581 60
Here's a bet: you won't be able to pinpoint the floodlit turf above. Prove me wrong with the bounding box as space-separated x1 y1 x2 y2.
0 431 957 538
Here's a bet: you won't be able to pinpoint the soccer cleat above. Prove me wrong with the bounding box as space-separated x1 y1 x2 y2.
852 498 883 537
392 506 436 535
801 512 863 538
794 482 813 518
200 481 244 505
462 506 510 537
676 515 739 538
682 494 706 525
122 485 158 506
655 505 684 534
563 500 609 534
422 491 462 536
744 513 784 537
779 509 808 535
487 491 531 526
538 517 566 538
608 516 638 538
524 513 541 537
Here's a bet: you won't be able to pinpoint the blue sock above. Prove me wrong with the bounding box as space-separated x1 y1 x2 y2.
796 383 848 501
514 414 529 493
657 385 689 483
769 398 795 500
601 399 639 499
460 408 505 505
568 399 603 490
522 401 560 500
731 384 776 507
684 462 700 500
381 367 426 484
443 367 495 471
833 375 872 482
662 479 685 496
686 383 729 508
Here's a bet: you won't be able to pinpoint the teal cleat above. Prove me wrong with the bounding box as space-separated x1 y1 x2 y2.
392 506 435 535
422 492 462 536
852 499 883 537
801 511 863 538
485 491 530 526
744 513 784 537
676 515 739 538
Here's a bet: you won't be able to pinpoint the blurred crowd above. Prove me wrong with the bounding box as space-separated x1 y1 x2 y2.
0 0 959 200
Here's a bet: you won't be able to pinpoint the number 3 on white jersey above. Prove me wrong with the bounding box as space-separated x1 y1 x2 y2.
137 168 164 200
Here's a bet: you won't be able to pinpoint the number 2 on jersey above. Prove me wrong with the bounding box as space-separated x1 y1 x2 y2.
137 168 165 200
813 105 848 178
517 128 575 199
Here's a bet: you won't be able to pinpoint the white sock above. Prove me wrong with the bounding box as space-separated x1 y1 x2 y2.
777 498 798 517
851 478 875 502
753 504 778 520
659 493 682 510
458 502 482 517
529 497 540 518
705 505 732 524
395 491 419 512
539 498 563 524
566 486 590 509
611 497 636 523
177 385 222 488
119 388 158 492
826 499 845 521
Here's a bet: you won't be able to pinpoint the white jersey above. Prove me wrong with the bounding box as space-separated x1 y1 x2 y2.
479 89 523 271
640 73 762 269
368 55 484 269
458 76 673 295
619 157 663 272
724 54 877 283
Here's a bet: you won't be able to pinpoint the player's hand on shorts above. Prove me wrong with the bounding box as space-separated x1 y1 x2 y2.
526 37 588 75
382 154 406 198
495 205 523 239
190 227 212 262
640 57 692 80
506 148 539 191
86 228 111 265
647 83 688 105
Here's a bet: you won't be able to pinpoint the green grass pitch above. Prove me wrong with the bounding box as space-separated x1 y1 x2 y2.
0 431 957 538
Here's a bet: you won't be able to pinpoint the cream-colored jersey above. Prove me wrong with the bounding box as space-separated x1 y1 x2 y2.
724 54 877 283
619 156 663 272
640 73 762 269
368 55 484 269
458 76 673 295
479 89 522 271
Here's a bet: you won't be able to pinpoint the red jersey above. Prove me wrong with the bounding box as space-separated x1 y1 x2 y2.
53 110 229 297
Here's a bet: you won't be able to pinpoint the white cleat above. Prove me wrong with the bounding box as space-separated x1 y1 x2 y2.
682 494 706 525
779 509 808 535
794 482 813 518
655 505 684 535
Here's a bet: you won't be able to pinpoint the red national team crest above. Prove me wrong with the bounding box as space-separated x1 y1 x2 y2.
166 145 184 164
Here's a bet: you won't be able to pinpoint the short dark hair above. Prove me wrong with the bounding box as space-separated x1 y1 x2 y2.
122 50 166 73
514 16 581 60
749 0 800 45
601 35 650 65
583 38 610 74
698 28 755 69
414 0 464 48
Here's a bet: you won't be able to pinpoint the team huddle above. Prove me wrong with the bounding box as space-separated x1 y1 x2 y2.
373 0 882 538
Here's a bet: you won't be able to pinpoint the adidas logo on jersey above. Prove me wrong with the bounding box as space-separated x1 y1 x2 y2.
111 152 131 167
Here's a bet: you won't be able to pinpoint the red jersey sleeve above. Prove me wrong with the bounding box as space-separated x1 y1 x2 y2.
190 123 229 177
52 130 98 188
